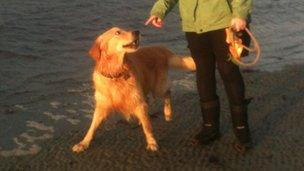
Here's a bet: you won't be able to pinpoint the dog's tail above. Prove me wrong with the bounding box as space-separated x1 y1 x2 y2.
168 55 196 71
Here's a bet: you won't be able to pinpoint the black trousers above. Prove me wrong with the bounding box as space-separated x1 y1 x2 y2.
185 29 245 106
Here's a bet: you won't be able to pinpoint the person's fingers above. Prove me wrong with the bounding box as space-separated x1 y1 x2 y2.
152 20 158 27
157 18 163 27
156 18 163 27
145 16 155 25
241 22 246 30
156 17 162 24
231 20 238 31
231 18 246 32
145 15 163 28
152 19 162 28
235 24 241 32
237 23 245 31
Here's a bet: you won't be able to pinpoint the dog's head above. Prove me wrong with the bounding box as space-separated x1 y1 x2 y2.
89 27 140 77
89 27 140 61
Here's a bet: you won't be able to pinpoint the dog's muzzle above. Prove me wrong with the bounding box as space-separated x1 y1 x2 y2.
123 30 140 49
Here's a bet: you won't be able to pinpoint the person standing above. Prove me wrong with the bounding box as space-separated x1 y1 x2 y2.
145 0 253 153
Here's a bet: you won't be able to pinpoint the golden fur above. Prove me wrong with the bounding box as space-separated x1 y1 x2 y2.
72 27 195 153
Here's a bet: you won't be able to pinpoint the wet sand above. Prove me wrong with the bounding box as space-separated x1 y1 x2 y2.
1 64 304 170
0 0 304 170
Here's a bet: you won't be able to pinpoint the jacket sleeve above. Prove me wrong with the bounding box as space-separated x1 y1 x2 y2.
150 0 179 19
230 0 252 20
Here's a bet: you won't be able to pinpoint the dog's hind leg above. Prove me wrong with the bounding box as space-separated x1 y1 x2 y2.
72 105 109 153
134 103 158 151
154 72 172 121
163 90 172 121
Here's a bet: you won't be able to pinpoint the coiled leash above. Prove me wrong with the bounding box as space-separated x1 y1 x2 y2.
225 27 261 67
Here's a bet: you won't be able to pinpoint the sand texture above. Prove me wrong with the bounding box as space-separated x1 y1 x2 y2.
0 0 303 170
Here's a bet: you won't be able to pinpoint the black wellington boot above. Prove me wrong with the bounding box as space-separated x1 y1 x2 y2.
231 99 252 154
194 99 221 145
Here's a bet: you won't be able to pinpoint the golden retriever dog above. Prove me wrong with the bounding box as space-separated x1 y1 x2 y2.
72 27 195 153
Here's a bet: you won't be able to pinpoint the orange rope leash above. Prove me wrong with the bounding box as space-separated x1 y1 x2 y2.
225 27 261 67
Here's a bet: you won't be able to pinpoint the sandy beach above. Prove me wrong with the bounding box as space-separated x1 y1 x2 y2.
0 0 304 170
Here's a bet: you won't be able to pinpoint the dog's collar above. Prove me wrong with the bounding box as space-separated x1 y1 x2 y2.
100 71 130 80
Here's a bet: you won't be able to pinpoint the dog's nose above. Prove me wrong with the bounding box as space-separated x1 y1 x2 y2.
132 30 140 36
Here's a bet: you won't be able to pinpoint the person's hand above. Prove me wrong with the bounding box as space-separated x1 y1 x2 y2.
145 15 164 28
230 18 246 32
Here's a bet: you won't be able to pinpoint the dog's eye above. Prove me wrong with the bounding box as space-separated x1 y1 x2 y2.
115 31 121 35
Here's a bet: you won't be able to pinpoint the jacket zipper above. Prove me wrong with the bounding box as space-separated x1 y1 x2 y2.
193 0 199 21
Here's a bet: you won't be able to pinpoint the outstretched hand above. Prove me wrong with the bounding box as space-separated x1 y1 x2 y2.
145 15 164 28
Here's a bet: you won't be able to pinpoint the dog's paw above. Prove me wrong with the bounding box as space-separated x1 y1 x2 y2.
72 143 89 153
146 142 159 151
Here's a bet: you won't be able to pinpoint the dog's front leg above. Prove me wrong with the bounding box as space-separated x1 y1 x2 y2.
134 103 158 151
72 105 109 153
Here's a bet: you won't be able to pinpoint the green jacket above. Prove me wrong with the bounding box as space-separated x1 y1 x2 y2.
150 0 252 33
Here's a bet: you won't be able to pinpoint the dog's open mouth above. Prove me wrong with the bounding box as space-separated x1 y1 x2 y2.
123 39 139 49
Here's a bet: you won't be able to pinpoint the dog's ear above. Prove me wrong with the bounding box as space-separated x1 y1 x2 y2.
88 39 102 61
